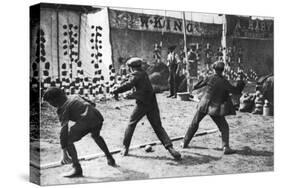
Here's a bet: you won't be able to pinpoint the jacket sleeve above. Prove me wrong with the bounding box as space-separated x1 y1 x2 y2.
113 74 138 94
193 77 209 90
224 80 245 94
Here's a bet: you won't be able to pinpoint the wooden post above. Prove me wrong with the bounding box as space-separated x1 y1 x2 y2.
182 12 189 93
56 10 60 80
221 14 227 65
78 12 82 59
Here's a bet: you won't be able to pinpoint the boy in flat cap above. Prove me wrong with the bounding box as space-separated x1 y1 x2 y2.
182 61 245 154
43 87 116 177
113 57 181 160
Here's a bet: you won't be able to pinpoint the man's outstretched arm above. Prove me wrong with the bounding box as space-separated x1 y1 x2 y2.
113 75 138 94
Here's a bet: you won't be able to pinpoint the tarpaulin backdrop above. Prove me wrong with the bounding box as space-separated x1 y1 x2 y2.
30 6 115 97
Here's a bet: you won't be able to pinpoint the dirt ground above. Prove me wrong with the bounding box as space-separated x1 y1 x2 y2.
31 90 274 186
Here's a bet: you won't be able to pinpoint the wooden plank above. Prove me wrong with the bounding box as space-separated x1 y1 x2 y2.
30 129 218 169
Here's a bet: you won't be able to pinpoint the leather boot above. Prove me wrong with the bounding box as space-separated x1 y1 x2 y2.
223 146 236 155
107 156 116 166
63 163 83 178
167 94 173 98
167 147 182 160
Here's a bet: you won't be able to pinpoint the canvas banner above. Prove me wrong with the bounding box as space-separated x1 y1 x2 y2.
57 10 80 81
82 8 113 83
36 7 114 96
109 9 222 36
40 8 59 81
226 15 273 39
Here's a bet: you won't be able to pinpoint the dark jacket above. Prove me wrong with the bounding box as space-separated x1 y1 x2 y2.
194 74 245 116
57 95 104 127
113 69 155 106
187 51 198 77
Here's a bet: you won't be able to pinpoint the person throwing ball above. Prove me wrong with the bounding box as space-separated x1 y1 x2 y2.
113 57 181 160
182 61 245 154
43 88 116 178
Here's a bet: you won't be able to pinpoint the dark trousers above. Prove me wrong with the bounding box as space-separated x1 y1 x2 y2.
123 99 173 149
175 74 184 92
183 110 230 148
60 120 113 166
168 69 177 96
60 120 102 149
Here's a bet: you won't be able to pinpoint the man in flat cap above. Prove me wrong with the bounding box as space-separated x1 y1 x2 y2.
113 57 182 160
167 45 181 98
182 61 245 154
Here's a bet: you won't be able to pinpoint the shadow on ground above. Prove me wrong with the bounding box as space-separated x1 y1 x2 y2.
129 152 221 167
181 146 273 157
235 147 273 157
82 165 149 182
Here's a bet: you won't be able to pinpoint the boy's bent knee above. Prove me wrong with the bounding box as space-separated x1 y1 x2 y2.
127 121 138 129
190 122 199 129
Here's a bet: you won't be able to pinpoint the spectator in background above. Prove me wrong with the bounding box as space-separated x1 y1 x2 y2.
153 42 162 63
205 43 213 70
216 47 223 61
167 45 180 98
118 57 127 78
237 47 243 72
187 44 198 93
175 50 188 92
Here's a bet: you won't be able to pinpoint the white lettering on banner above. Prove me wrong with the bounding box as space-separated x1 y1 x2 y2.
109 10 222 36
232 17 273 39
260 21 266 32
248 19 254 30
266 21 273 31
255 21 259 32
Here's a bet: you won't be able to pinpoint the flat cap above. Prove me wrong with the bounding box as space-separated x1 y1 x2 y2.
213 61 225 70
43 87 65 101
126 57 143 67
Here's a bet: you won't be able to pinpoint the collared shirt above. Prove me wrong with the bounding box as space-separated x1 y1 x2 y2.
167 52 181 70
